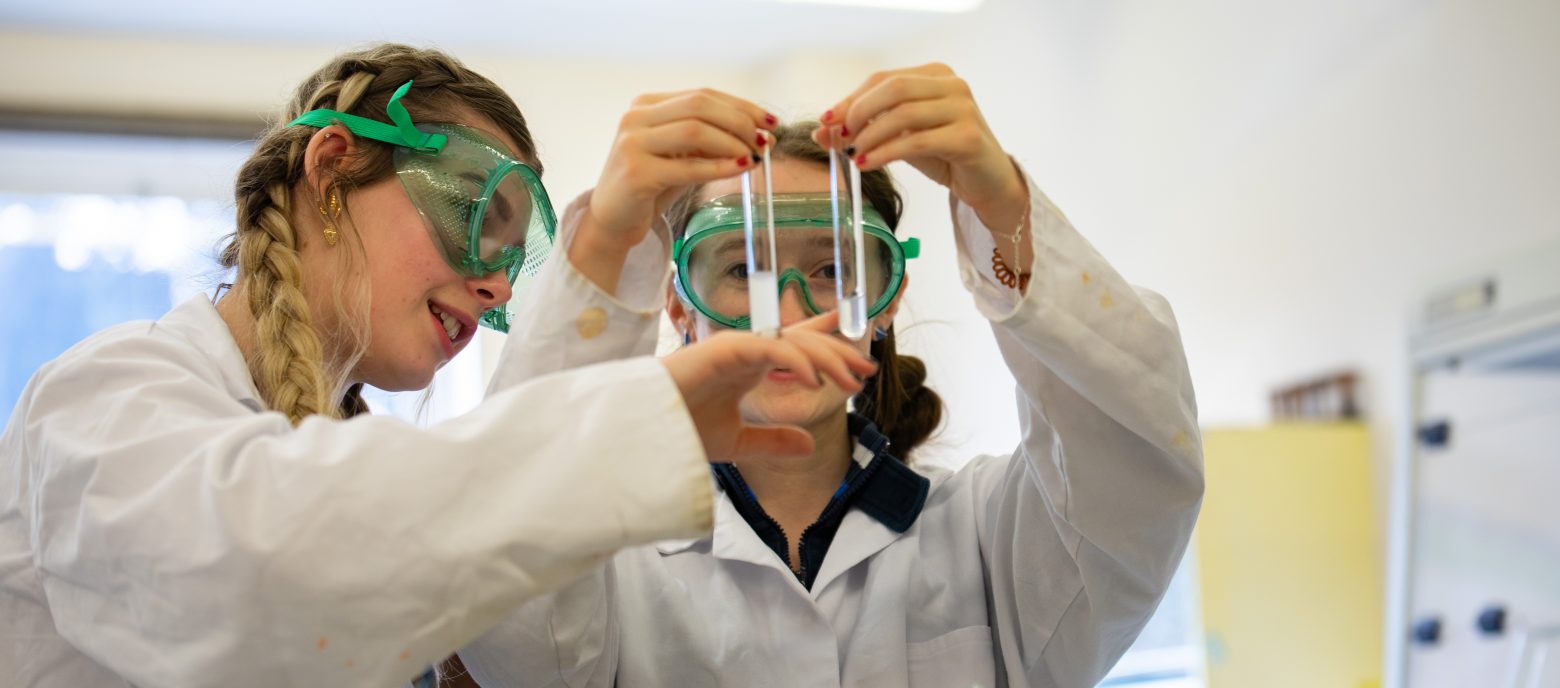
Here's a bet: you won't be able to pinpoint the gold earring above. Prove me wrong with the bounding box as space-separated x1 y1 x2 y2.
318 192 340 247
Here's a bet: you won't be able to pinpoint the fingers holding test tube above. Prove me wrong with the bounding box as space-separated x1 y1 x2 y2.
575 89 778 293
814 63 1026 234
662 311 876 462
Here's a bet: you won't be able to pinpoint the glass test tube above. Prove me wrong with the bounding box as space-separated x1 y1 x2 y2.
743 139 780 337
830 146 869 340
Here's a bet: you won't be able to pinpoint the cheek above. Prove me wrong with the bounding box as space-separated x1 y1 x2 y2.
363 217 451 297
353 218 450 358
354 182 445 271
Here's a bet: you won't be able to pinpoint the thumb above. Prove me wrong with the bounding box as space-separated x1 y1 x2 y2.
728 424 816 462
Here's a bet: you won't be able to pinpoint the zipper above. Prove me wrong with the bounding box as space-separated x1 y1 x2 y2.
795 456 884 582
793 437 893 587
718 427 893 588
721 465 800 575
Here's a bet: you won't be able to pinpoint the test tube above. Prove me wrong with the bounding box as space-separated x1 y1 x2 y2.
743 137 780 337
830 145 869 340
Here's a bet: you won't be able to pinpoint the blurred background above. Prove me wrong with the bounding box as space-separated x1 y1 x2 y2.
2 0 1558 686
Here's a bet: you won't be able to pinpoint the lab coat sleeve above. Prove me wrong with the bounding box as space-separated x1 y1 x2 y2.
949 167 1205 686
487 190 672 394
459 561 621 688
461 190 674 685
18 333 711 688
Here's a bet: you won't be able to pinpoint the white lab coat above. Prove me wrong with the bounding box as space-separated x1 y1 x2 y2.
458 172 1206 687
0 285 717 685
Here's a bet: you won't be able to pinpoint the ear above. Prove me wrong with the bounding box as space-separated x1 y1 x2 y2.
301 124 358 196
872 271 909 332
665 277 695 342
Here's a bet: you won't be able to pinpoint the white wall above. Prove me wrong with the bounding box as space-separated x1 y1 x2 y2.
866 0 1560 470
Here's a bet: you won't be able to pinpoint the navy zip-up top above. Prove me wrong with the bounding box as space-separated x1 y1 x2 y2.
711 414 931 590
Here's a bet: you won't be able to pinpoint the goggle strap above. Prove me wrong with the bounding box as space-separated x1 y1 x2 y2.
286 81 447 153
480 308 510 333
901 237 921 259
383 81 446 152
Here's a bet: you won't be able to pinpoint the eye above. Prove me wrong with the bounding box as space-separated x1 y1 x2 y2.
811 258 848 280
724 263 750 280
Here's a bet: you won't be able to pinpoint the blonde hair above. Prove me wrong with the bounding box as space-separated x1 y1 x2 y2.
218 44 540 424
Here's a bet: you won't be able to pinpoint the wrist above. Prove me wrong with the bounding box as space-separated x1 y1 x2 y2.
968 158 1028 235
578 203 647 255
568 207 638 294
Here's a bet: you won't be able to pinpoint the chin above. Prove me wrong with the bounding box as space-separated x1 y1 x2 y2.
740 385 848 428
355 358 437 393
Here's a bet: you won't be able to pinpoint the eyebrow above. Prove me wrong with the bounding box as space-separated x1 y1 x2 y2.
774 234 839 252
489 191 515 228
707 233 845 258
710 236 746 258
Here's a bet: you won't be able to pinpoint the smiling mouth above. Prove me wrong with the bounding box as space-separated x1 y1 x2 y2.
429 302 465 344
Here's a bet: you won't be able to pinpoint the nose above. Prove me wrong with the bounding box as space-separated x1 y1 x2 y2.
469 269 514 312
778 282 811 327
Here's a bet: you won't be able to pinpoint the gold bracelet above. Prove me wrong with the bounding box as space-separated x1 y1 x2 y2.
990 192 1031 290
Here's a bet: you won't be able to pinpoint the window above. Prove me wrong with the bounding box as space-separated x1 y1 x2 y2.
1099 549 1206 686
0 129 483 425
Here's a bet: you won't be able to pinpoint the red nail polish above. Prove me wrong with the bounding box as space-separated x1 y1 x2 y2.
737 156 750 167
840 124 850 137
755 131 766 147
855 154 867 166
764 113 778 126
822 109 834 123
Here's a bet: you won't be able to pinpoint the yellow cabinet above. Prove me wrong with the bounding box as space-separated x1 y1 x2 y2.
1197 423 1382 688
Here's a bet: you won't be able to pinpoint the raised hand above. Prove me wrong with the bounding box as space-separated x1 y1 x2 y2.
815 63 1028 236
573 89 778 293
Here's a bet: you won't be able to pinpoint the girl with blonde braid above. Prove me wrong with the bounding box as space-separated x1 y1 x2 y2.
0 44 875 687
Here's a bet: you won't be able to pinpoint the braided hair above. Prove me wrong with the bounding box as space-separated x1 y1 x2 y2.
217 44 540 424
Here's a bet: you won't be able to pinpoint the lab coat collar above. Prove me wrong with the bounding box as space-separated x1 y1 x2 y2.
843 415 931 535
709 487 801 572
653 489 809 595
154 295 266 411
805 508 900 598
650 489 764 560
804 418 930 596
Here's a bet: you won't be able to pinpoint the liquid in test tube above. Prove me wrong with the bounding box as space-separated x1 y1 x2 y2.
743 139 780 337
831 146 869 340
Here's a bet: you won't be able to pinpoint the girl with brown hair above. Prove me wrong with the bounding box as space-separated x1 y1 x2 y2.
461 64 1205 687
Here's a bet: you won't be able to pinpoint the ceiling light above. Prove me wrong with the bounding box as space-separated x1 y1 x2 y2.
767 0 983 13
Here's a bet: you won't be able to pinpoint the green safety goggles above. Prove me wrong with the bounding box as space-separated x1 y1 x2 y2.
673 193 919 330
288 80 556 332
